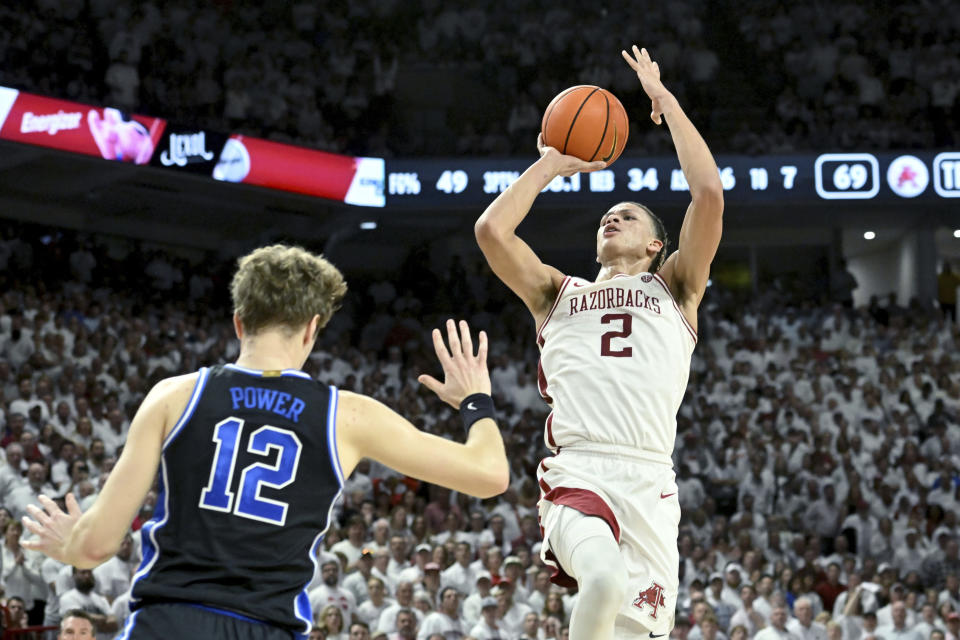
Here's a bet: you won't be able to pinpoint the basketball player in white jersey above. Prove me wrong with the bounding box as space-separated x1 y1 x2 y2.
475 46 723 639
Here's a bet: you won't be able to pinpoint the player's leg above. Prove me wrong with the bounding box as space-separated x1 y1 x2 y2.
549 506 628 640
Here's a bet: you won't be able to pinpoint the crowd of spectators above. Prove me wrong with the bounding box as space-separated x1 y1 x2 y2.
1 1 956 158
0 220 958 640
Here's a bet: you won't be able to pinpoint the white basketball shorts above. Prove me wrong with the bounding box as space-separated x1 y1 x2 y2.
537 445 680 637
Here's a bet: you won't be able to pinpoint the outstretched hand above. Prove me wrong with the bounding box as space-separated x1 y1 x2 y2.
536 133 607 178
418 319 491 409
621 45 675 125
21 494 83 564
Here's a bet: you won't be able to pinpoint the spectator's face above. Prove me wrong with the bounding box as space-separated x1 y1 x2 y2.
795 600 812 626
828 564 840 583
396 582 413 604
396 612 416 633
892 603 906 627
308 630 324 640
349 625 369 640
59 616 95 639
441 589 458 615
524 612 539 633
27 463 45 487
693 602 708 621
323 609 341 632
771 607 787 629
74 569 96 593
543 617 559 637
7 599 24 621
18 379 31 398
702 619 717 639
6 445 23 467
740 587 754 606
455 543 470 564
367 579 384 600
730 629 746 640
390 536 406 558
322 562 339 586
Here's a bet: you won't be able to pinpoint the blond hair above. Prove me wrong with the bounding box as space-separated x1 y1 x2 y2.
230 244 347 336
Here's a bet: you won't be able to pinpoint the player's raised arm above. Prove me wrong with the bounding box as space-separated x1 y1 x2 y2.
336 319 509 499
475 138 605 323
622 45 723 311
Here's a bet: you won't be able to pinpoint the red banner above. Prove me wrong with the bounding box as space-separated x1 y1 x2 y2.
213 135 384 207
0 88 165 165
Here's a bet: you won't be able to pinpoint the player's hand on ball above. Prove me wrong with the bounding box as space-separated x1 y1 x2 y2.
621 45 676 125
537 133 607 177
419 319 491 409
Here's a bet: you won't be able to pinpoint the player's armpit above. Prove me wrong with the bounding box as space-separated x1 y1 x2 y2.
335 391 509 499
66 374 196 567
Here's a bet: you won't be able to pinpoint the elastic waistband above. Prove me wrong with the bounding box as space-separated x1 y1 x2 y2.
143 601 270 626
559 442 674 466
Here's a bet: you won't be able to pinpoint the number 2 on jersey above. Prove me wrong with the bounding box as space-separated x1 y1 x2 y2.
199 417 303 526
600 313 633 357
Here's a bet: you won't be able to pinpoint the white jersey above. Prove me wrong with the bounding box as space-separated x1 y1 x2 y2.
537 272 696 457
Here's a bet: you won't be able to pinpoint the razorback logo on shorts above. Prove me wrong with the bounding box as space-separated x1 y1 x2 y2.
632 581 666 619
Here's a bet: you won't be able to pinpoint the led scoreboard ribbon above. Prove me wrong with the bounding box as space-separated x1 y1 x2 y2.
386 151 960 209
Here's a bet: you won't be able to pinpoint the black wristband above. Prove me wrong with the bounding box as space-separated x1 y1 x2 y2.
459 393 496 435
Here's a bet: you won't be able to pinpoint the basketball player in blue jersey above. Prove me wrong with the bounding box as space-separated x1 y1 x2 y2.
21 245 509 639
475 47 723 639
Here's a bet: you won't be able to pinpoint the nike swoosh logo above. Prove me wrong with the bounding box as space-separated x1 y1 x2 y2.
572 282 585 287
467 402 477 410
601 124 618 162
650 633 666 638
659 492 676 499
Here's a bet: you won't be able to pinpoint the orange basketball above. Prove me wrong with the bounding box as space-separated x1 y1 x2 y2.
541 85 629 165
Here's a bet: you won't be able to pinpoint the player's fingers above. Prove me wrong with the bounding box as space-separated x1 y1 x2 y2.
37 494 62 517
477 331 489 367
621 49 638 68
652 61 660 77
65 493 83 518
25 504 53 528
458 320 474 358
587 161 607 172
417 374 442 395
431 328 453 367
445 318 463 359
21 517 49 540
641 47 651 62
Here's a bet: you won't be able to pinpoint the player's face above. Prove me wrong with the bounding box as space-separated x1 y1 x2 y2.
596 204 657 263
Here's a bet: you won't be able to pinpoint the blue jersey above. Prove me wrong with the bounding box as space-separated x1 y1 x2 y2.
130 364 343 635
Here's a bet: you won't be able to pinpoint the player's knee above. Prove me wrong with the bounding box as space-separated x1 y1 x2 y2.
579 561 629 604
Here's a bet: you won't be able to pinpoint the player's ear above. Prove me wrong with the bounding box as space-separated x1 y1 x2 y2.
305 314 321 345
233 313 244 340
648 238 663 256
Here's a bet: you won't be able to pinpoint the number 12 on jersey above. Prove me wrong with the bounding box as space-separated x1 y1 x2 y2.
199 417 302 526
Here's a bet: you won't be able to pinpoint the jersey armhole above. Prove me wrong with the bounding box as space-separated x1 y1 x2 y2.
535 275 572 344
162 367 211 450
326 385 345 487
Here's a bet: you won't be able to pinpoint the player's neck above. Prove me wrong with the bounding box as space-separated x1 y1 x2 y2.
234 333 306 372
596 256 652 281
